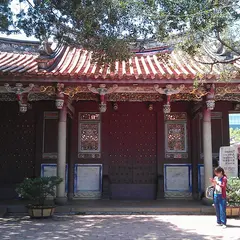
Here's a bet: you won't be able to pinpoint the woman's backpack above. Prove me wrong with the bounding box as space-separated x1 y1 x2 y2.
205 185 215 200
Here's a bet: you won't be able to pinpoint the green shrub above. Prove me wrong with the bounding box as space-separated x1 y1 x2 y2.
16 177 62 206
227 177 240 206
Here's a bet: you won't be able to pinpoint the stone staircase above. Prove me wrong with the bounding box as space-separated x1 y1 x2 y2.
0 206 7 217
2 200 216 217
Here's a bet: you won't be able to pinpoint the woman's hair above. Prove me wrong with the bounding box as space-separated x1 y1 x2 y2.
214 166 226 176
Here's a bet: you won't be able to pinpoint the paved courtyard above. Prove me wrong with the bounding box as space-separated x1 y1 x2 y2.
0 215 239 240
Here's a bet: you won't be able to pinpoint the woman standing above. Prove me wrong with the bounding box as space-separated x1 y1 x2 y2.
210 166 228 228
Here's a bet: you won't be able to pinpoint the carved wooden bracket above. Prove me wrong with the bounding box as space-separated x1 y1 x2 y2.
4 83 34 113
205 84 215 111
154 84 185 113
154 84 185 96
87 84 118 112
55 83 65 110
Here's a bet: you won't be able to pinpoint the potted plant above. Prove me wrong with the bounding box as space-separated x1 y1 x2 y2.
16 176 63 218
226 177 240 217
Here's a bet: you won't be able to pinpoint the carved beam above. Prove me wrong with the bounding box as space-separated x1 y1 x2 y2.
87 84 118 112
4 83 34 113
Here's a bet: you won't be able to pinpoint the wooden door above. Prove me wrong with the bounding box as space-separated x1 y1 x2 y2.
0 103 36 199
108 105 157 199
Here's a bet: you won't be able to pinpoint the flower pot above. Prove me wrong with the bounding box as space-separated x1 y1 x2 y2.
226 206 240 217
27 205 55 218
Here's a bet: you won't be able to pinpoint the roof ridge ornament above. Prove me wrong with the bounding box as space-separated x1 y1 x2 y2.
39 39 53 56
36 39 56 71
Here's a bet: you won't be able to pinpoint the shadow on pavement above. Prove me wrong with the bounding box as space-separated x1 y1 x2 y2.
0 215 238 240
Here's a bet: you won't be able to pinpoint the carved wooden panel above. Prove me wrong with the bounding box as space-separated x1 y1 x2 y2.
108 111 157 185
165 112 188 158
78 112 101 158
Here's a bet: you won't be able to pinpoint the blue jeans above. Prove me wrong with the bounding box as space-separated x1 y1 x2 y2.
214 194 227 225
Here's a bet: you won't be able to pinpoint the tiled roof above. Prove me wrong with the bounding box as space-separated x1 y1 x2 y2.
0 40 239 83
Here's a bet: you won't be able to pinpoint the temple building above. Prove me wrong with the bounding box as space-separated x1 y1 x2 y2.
0 37 239 202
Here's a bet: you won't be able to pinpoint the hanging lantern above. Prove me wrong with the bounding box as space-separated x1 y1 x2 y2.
163 103 171 114
113 102 118 111
163 95 171 114
99 102 107 113
19 103 28 113
206 99 215 110
55 92 65 109
55 99 64 109
148 103 153 111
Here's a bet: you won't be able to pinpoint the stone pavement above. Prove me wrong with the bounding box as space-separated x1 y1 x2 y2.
0 215 239 240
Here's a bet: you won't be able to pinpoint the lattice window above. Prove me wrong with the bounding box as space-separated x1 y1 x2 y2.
78 113 101 158
165 112 188 158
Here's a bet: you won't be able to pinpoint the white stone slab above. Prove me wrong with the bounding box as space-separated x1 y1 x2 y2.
165 165 190 191
75 165 102 192
42 165 57 177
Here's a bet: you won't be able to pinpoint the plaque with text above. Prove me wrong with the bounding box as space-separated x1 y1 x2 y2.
164 164 192 192
219 146 238 177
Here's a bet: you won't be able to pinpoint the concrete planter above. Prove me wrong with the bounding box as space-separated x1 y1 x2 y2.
226 206 240 217
28 206 55 218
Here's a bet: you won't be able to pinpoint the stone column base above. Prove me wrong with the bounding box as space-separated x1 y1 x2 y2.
67 193 74 201
102 175 110 200
55 197 68 205
156 175 164 199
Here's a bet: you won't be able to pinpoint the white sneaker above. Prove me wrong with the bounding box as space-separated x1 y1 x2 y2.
222 225 227 229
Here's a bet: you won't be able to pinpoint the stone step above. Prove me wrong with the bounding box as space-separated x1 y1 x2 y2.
0 207 7 217
6 205 215 216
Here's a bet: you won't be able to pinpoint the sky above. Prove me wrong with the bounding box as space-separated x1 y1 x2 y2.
0 0 37 41
0 32 37 41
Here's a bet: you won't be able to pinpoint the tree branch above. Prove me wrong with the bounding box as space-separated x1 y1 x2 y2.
193 56 240 65
215 31 240 56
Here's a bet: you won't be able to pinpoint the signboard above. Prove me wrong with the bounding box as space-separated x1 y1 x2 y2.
219 146 238 177
41 164 68 192
74 164 102 199
164 164 192 192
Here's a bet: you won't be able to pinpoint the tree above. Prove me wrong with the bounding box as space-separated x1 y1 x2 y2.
0 0 13 33
0 0 240 67
229 128 240 145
